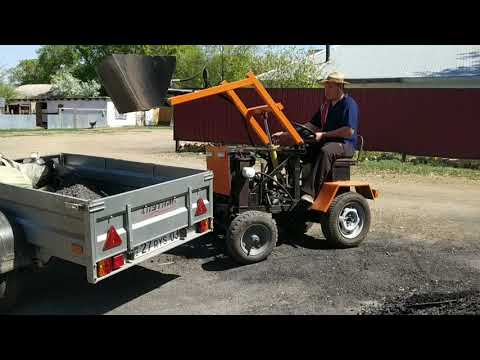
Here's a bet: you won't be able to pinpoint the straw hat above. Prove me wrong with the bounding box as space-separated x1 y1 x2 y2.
320 71 350 85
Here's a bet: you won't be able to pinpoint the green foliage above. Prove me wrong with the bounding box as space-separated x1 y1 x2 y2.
9 45 323 95
0 66 17 100
50 69 101 97
252 46 323 88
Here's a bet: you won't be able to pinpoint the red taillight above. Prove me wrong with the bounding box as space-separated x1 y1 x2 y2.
195 198 207 216
97 253 125 278
196 219 209 233
112 254 125 270
103 226 122 251
97 258 113 277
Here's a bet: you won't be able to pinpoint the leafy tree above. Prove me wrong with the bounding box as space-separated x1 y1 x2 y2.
9 45 323 94
0 66 17 100
49 69 100 97
252 46 324 88
10 46 80 85
9 59 41 85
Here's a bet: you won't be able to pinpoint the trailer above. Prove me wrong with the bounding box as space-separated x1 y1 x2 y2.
0 153 214 310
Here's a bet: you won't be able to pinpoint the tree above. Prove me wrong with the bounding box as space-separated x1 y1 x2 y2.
49 69 100 97
10 46 80 85
9 59 41 85
73 45 207 89
252 46 324 88
0 66 17 100
201 45 260 85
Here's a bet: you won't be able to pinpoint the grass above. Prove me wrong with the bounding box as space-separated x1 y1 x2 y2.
0 126 172 137
354 158 480 180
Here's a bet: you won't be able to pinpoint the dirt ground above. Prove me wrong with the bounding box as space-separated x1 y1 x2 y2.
1 129 480 315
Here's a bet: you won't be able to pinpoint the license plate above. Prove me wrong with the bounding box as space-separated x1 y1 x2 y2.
132 230 180 259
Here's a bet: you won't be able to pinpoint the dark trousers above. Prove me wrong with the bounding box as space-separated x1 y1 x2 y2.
301 141 354 197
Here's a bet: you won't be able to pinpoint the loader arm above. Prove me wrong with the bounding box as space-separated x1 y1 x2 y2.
96 54 304 147
167 72 304 146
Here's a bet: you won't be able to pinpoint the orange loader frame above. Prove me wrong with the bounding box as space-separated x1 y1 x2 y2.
168 72 379 211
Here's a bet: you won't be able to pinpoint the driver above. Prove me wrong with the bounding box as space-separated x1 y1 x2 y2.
272 71 359 204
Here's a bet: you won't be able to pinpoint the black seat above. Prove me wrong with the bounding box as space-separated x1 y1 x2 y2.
331 135 364 181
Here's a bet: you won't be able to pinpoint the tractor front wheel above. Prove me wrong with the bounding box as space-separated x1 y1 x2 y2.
321 192 371 248
226 211 278 265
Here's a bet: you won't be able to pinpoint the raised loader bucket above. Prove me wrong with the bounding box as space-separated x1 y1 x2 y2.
96 54 176 113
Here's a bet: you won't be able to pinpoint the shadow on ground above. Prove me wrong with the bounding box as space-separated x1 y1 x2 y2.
167 230 336 272
5 259 178 315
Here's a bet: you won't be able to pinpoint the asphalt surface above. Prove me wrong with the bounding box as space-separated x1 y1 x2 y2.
6 224 480 315
1 129 479 315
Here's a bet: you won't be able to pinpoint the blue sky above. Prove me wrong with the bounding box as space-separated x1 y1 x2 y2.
0 45 41 69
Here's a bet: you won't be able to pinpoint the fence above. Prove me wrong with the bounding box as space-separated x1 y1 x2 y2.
0 114 36 129
173 88 480 160
47 108 108 129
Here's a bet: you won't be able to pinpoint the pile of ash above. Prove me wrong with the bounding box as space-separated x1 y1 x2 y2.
360 290 480 315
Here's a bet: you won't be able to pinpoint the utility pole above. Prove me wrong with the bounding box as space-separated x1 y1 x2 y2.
221 45 225 82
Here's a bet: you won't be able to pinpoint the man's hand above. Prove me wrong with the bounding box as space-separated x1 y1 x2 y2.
272 131 287 144
314 132 326 142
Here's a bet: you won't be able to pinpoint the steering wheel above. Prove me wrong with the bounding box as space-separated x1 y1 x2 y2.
293 122 316 141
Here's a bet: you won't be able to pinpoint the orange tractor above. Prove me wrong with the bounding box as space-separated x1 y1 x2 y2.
97 54 379 265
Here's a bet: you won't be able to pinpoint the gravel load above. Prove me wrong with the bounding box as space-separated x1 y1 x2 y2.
55 183 104 200
360 290 480 315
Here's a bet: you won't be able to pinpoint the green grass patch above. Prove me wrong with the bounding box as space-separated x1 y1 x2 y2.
0 126 171 137
355 158 480 180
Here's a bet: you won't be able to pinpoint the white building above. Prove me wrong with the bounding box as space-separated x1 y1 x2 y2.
7 84 143 128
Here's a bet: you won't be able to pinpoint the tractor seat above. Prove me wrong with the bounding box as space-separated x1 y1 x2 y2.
334 157 357 167
330 135 364 181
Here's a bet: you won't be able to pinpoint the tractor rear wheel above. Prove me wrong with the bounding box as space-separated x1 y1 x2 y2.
226 211 278 265
321 191 371 248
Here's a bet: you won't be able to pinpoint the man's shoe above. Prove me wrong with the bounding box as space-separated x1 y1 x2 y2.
301 194 314 204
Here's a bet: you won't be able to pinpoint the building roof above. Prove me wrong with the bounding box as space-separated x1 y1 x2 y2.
14 84 53 98
312 45 480 80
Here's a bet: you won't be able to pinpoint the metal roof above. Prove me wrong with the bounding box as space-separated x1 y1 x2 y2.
312 45 480 79
14 84 53 98
9 95 111 102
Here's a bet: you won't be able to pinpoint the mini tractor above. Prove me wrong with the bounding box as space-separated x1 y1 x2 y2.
97 54 379 265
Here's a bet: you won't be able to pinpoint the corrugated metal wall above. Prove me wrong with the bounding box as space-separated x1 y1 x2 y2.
173 88 480 159
0 115 36 129
47 111 108 129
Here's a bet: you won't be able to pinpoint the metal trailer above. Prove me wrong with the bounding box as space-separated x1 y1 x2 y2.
0 153 214 309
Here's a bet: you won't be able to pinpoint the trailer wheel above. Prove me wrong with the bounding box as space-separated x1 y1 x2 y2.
227 211 278 265
321 192 371 248
0 271 19 312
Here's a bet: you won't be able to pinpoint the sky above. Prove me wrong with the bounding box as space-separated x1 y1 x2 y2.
0 45 41 69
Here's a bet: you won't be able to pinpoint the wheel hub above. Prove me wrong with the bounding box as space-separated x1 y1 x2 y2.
338 205 364 239
240 224 271 257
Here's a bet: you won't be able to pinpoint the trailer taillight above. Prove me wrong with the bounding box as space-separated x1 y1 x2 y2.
112 254 125 270
196 219 210 233
97 253 125 278
103 226 122 251
97 258 113 277
195 198 207 216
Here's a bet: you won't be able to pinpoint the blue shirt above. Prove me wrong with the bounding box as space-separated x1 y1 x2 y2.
311 95 359 149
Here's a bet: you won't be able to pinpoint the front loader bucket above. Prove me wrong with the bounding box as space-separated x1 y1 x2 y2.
96 54 176 113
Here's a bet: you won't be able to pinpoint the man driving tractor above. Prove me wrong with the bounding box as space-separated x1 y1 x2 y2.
272 71 359 204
